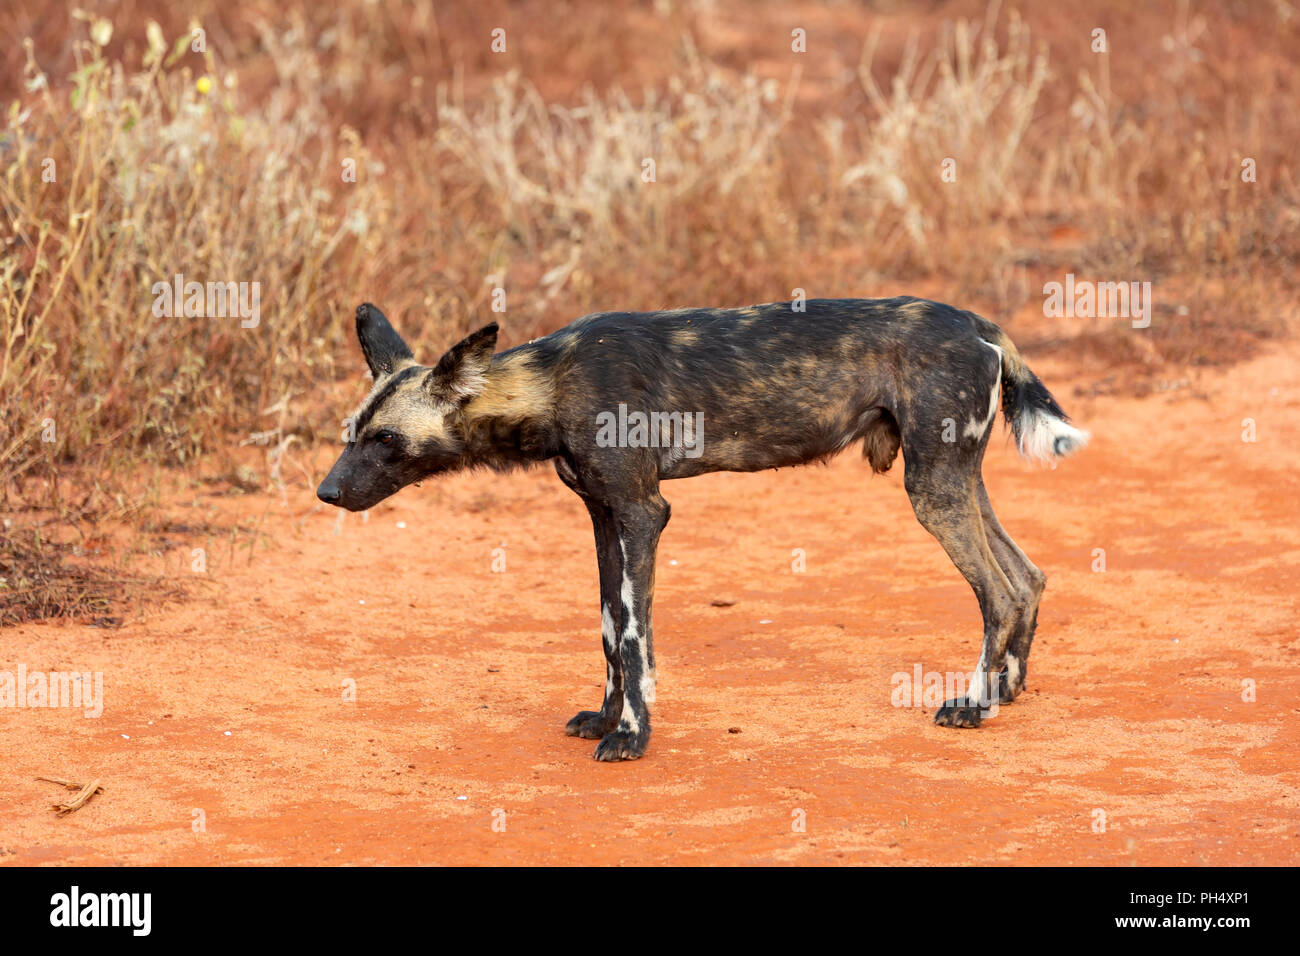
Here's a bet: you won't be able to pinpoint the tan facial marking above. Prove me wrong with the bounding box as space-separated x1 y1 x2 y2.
347 359 418 432
366 375 451 444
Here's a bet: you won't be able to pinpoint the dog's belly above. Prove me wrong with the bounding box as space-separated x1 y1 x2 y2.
654 394 881 479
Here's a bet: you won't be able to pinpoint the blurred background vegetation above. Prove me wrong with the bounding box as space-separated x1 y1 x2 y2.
0 1 1296 597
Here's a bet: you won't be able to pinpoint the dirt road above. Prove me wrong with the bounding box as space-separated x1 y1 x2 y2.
2 344 1298 865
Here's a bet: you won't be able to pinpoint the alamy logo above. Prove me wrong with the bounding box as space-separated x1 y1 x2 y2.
151 273 261 328
50 886 151 936
890 664 998 714
1043 273 1152 328
595 404 704 458
0 665 102 717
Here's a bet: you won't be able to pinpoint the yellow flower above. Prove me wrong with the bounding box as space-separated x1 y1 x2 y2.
196 75 212 95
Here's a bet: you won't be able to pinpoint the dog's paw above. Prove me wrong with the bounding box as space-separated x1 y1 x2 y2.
935 698 985 728
565 710 618 740
592 728 648 761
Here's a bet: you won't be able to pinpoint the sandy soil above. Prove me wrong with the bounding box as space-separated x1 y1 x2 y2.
2 341 1298 866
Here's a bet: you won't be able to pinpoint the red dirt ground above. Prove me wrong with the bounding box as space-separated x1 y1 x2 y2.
2 342 1298 866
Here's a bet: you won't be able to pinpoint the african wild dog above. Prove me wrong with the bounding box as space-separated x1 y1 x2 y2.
318 298 1088 761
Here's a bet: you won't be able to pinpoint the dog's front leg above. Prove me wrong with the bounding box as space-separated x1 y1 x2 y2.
564 499 626 740
592 493 670 762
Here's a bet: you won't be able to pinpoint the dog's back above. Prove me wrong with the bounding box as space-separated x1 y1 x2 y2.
521 296 1002 478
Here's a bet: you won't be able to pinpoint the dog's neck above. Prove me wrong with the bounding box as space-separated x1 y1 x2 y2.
458 350 561 470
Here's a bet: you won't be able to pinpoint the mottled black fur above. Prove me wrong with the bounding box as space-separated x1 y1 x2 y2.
319 297 1086 760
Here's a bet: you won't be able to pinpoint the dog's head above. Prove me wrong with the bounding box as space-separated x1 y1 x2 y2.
316 303 498 512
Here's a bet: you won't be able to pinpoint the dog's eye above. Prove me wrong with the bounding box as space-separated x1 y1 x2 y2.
375 431 394 445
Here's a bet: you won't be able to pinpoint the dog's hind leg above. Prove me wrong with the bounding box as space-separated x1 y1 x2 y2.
904 457 1024 728
976 480 1045 702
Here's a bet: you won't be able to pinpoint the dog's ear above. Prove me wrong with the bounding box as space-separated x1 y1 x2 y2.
426 322 499 402
355 303 415 378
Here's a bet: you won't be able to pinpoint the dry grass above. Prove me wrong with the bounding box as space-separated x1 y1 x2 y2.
0 524 139 626
1 0 1297 622
2 27 385 507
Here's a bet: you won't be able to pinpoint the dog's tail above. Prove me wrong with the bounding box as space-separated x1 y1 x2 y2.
969 313 1090 462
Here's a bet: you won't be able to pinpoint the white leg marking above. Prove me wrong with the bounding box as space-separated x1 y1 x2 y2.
1005 655 1022 692
968 647 998 716
615 537 652 733
965 343 1003 439
600 602 617 705
601 602 616 654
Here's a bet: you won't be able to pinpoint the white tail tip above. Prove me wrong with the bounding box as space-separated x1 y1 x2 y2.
1018 410 1090 461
